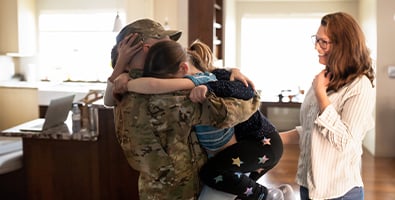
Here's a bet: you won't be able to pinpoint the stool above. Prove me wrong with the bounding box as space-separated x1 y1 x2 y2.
0 138 25 200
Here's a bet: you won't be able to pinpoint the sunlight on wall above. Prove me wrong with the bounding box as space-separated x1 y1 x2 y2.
38 12 125 82
240 17 324 101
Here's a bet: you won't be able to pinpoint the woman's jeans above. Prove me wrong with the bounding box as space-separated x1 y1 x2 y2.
300 186 364 200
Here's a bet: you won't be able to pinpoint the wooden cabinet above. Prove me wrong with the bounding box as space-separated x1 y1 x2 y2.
21 108 140 200
0 86 39 131
260 101 301 131
0 0 36 55
188 0 224 66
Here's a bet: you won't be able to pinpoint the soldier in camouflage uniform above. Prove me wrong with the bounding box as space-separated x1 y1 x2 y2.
107 19 260 200
114 70 261 200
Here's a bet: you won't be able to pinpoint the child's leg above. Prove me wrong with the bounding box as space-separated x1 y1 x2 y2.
249 131 283 180
199 139 277 199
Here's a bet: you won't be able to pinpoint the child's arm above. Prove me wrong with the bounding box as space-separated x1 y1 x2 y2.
209 68 255 99
127 77 195 94
206 80 255 100
212 68 255 89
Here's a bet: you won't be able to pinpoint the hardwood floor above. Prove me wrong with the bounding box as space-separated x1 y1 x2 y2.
257 144 395 200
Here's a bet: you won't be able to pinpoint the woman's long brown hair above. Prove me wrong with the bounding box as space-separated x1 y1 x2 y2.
322 12 375 91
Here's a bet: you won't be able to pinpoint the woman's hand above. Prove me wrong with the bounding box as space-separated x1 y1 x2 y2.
229 68 255 90
189 85 208 103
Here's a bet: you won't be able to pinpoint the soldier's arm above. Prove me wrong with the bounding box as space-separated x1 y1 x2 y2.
201 91 261 129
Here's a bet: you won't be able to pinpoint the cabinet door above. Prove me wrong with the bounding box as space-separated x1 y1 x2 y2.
0 87 39 130
0 0 36 54
189 0 224 65
23 139 101 200
188 0 214 48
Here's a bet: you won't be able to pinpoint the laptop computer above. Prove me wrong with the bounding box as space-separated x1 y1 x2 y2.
20 94 75 132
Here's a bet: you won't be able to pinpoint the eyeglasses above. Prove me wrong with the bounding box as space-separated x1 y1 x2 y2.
311 35 332 49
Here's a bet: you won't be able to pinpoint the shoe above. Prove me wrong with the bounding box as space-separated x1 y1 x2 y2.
278 184 296 200
266 188 284 200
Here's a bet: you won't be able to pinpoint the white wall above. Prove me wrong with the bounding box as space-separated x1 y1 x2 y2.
37 0 120 10
124 0 154 23
359 0 377 155
224 0 237 67
375 0 395 157
152 0 188 47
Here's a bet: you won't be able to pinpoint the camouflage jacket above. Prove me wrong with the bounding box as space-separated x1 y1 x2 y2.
114 72 260 200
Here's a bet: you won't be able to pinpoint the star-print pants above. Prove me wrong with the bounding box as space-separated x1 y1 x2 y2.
199 132 283 199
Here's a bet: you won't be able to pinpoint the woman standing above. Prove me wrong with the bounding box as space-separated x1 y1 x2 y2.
280 12 375 200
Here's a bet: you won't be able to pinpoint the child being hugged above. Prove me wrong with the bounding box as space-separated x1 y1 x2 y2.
127 39 295 200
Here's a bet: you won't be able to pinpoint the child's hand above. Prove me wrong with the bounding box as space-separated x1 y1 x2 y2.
113 73 131 94
229 68 255 90
189 85 208 103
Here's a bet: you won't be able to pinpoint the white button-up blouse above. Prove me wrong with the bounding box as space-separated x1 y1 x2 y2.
296 75 375 199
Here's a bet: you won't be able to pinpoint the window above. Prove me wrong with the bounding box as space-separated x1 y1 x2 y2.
240 16 324 101
38 12 124 82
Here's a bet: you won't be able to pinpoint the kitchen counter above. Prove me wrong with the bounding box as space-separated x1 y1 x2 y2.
0 110 99 141
0 81 106 131
0 81 106 105
0 107 140 200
